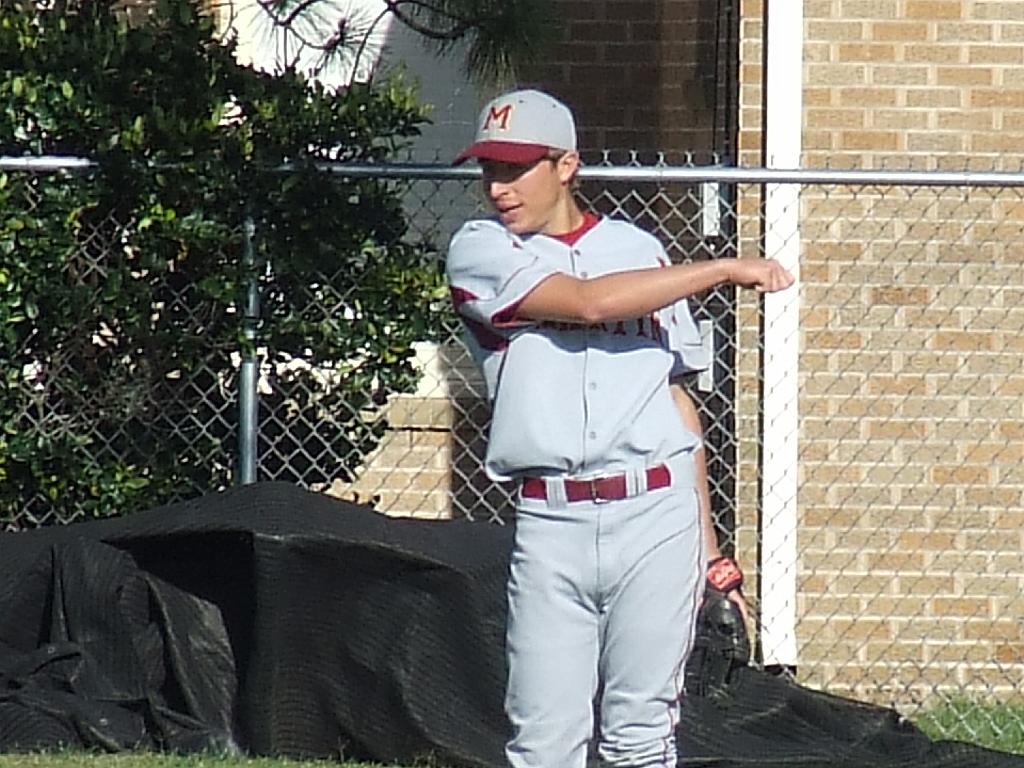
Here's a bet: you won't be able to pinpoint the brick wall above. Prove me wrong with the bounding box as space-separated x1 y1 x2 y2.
738 0 1024 706
803 0 1024 170
518 0 734 159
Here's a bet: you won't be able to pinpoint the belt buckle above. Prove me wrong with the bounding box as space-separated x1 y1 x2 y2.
588 477 611 504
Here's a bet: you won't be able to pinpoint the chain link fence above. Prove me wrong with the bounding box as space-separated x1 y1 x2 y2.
6 167 238 527
3 158 1024 744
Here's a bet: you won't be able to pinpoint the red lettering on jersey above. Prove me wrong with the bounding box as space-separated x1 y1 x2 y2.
636 317 647 337
484 103 513 131
612 321 627 335
539 320 577 331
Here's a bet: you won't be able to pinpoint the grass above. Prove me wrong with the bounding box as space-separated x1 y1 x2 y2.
913 700 1024 755
0 754 407 768
2 703 1023 767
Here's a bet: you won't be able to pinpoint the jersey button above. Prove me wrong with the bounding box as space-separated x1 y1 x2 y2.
588 431 597 440
588 382 597 391
580 271 588 278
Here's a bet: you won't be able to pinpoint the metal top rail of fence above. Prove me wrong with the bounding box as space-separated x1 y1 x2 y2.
7 154 1024 186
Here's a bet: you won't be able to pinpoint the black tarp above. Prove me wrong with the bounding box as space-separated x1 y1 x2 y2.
1 481 1022 767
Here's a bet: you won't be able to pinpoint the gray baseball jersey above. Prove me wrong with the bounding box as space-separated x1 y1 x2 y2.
447 213 708 481
447 212 710 768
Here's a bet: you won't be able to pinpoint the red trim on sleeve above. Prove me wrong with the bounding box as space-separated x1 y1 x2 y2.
449 286 474 309
492 299 527 328
449 286 507 351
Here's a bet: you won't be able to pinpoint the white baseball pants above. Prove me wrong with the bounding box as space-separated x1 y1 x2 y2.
504 466 704 768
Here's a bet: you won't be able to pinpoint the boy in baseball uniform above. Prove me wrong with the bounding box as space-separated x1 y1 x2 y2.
447 89 793 768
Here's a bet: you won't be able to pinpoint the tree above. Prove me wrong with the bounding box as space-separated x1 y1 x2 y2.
212 0 555 86
0 0 448 526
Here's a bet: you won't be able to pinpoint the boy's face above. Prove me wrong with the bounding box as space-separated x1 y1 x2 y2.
480 152 579 236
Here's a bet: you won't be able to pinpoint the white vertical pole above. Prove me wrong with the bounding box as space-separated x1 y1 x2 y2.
760 0 803 668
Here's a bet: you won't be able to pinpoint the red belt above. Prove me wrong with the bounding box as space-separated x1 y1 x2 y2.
520 464 672 503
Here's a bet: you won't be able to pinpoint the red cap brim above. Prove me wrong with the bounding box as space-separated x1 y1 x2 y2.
453 141 551 166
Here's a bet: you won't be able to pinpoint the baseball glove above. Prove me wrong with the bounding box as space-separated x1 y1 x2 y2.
684 557 751 698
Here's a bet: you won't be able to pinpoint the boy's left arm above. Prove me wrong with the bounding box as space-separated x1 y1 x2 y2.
669 379 752 630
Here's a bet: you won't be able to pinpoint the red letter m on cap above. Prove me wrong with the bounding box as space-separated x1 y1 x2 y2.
484 103 513 131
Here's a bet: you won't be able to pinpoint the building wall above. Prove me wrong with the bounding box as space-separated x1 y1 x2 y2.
736 0 1024 705
518 0 735 160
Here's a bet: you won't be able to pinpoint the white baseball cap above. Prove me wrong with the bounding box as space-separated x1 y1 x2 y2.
453 89 577 166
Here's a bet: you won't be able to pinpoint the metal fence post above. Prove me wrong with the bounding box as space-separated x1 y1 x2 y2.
237 212 259 485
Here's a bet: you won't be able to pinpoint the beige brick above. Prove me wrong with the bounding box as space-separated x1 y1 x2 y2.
964 620 1023 642
865 420 928 439
897 575 956 595
971 132 1024 152
929 465 992 487
838 86 904 107
807 108 869 129
862 595 928 617
967 486 1024 507
893 616 955 640
870 21 930 41
834 574 896 596
926 641 999 664
936 109 998 130
807 20 868 41
959 672 1024 699
936 22 996 42
842 0 900 19
1002 21 1024 41
387 396 455 428
839 129 901 150
981 4 1024 30
968 44 1024 65
868 551 927 571
808 63 869 86
936 65 996 86
898 531 957 551
904 43 965 63
872 109 931 129
932 330 995 351
906 88 965 107
995 644 1024 664
971 88 1024 107
799 640 868 664
838 42 898 61
866 375 928 396
932 597 993 618
804 87 835 107
905 0 962 20
865 646 929 670
907 131 966 152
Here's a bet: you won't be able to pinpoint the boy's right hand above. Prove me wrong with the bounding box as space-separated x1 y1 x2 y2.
728 258 796 293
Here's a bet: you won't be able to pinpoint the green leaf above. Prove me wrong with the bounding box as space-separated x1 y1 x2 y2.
0 0 436 527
